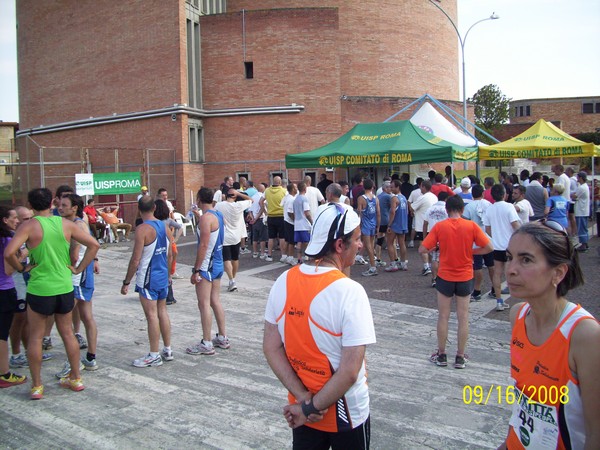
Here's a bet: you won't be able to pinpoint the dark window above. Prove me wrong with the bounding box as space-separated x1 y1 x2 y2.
245 61 254 79
582 103 594 114
526 105 531 116
596 103 600 114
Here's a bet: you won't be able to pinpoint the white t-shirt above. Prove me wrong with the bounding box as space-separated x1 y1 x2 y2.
410 191 437 232
212 190 222 204
265 264 376 429
339 194 349 205
249 192 265 220
574 183 590 217
215 200 252 245
282 193 296 225
292 194 312 231
305 186 324 221
555 173 571 201
483 200 520 250
424 201 448 233
514 199 534 224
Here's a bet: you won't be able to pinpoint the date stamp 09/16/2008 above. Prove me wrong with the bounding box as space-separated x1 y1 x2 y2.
462 385 570 406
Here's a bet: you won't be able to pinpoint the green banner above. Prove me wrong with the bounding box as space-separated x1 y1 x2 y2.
92 172 141 194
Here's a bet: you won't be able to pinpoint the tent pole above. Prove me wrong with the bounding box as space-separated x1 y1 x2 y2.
593 157 596 237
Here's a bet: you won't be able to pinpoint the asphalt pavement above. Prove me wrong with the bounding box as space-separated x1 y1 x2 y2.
0 233 597 449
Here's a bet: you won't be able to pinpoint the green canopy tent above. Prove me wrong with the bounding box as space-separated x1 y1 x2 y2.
285 120 478 169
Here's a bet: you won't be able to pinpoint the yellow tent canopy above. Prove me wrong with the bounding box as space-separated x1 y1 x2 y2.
479 119 596 160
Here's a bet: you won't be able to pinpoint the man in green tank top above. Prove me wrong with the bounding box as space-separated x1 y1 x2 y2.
4 188 99 400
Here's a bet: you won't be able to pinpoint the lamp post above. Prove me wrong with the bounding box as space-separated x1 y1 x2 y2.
428 0 499 170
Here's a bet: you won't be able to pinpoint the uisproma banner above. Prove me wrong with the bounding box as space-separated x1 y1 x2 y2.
75 172 142 195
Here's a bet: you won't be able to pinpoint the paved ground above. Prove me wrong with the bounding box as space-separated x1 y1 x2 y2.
0 233 597 449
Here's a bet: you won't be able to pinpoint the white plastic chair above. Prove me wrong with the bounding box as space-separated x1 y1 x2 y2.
173 212 194 236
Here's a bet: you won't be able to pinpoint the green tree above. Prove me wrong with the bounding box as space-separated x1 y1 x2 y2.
469 84 511 144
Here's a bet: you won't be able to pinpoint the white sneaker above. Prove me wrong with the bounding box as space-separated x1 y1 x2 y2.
362 267 378 277
132 353 163 368
252 252 259 259
355 255 367 265
407 240 414 248
496 301 510 311
280 255 288 263
171 272 184 279
227 280 238 292
264 255 273 262
286 256 297 265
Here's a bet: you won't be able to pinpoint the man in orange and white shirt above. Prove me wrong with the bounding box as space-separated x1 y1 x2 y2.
263 204 375 449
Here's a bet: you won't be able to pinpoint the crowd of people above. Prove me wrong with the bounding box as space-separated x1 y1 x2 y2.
0 166 598 448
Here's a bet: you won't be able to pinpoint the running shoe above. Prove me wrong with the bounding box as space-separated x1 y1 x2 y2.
166 298 177 305
470 293 482 302
429 351 447 367
501 287 510 295
0 372 27 388
399 262 408 271
384 262 399 272
361 267 378 277
171 272 185 279
55 361 85 379
431 280 436 288
81 358 98 371
252 252 259 259
212 334 231 350
30 385 44 400
407 240 414 248
375 259 387 267
75 333 88 349
59 377 85 392
161 347 174 362
227 280 238 292
488 289 496 299
454 354 469 369
355 255 367 265
286 256 297 266
263 255 273 262
9 354 28 368
42 352 53 362
496 301 510 311
239 247 252 255
42 337 53 350
280 255 288 263
186 340 216 356
421 267 432 276
132 353 163 368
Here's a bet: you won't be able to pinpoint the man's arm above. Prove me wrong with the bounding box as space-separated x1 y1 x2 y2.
190 215 211 285
303 209 312 226
387 196 398 232
283 345 365 429
66 219 100 274
356 195 365 218
511 220 520 231
4 222 32 274
121 226 147 294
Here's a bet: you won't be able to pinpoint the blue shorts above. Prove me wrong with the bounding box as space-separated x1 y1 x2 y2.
199 268 223 282
74 286 94 302
135 285 168 301
294 230 311 243
360 224 377 236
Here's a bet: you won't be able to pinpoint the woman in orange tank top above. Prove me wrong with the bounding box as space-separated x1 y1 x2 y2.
499 221 600 450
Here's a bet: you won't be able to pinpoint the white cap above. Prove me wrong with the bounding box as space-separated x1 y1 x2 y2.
460 177 471 188
305 203 361 257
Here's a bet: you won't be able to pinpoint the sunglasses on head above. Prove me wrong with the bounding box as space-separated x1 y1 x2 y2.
539 219 571 254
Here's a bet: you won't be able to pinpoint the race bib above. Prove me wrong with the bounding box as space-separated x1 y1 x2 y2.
509 387 559 450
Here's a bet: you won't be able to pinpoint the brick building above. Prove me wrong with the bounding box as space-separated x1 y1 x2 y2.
15 0 465 214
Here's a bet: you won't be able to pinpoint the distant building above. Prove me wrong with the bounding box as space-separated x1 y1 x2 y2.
0 122 18 195
15 0 471 211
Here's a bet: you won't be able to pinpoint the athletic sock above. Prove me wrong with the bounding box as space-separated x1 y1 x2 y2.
149 352 160 358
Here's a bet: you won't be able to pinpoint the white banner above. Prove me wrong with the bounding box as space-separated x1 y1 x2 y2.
75 173 95 196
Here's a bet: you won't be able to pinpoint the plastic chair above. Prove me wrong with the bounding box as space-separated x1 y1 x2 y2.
173 212 194 236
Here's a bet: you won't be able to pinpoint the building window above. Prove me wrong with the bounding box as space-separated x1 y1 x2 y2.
515 105 531 118
244 61 254 79
186 18 202 109
4 165 11 175
582 102 600 114
189 120 204 163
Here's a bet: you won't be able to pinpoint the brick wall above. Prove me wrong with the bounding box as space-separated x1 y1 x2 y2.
511 98 600 135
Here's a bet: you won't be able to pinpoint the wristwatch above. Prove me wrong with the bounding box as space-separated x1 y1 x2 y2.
192 268 201 274
301 398 321 418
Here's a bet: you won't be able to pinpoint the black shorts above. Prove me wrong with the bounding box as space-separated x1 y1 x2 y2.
26 291 75 316
493 250 508 263
284 221 296 245
435 276 474 298
292 416 370 450
568 203 575 214
473 252 495 270
267 216 285 239
0 288 18 341
252 220 268 242
222 243 241 262
378 225 388 234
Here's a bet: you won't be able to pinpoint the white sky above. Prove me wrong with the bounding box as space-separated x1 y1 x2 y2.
0 0 599 123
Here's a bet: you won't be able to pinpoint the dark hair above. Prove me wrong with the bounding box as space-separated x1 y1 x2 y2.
415 177 423 186
520 169 530 180
197 187 214 205
352 173 362 184
63 193 84 219
514 185 526 195
138 195 155 213
55 185 74 198
437 191 450 202
471 184 484 198
339 180 348 188
0 206 16 238
445 195 464 213
530 172 542 181
511 222 584 296
363 179 374 190
28 188 53 211
154 199 170 220
391 179 401 189
484 177 495 188
400 173 409 183
232 181 241 190
87 198 94 205
434 173 443 183
247 181 254 187
287 183 296 194
157 188 167 196
468 175 480 185
491 184 506 201
428 170 436 179
297 181 306 192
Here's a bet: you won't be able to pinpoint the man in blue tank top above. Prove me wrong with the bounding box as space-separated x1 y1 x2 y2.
186 187 230 356
121 196 173 368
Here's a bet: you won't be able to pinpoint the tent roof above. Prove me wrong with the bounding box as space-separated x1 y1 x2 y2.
409 102 481 147
285 120 478 169
480 119 596 160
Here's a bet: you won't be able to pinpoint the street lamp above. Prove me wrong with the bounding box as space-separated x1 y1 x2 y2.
427 0 499 169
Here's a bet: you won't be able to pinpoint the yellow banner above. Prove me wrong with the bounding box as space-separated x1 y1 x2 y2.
481 146 587 160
